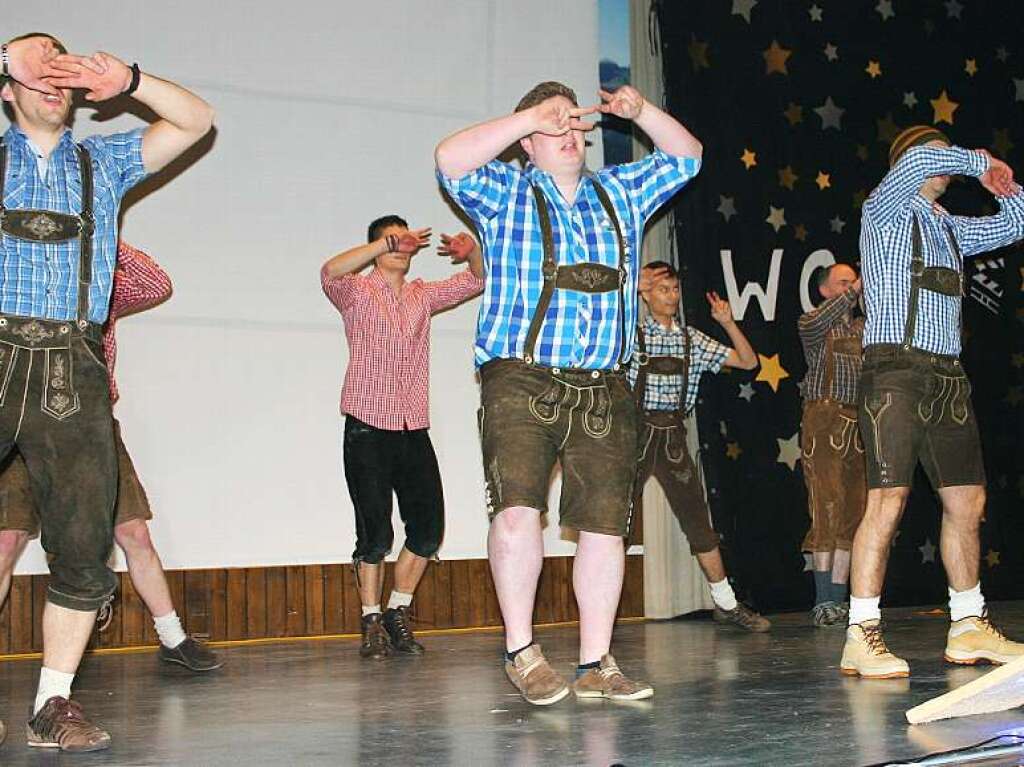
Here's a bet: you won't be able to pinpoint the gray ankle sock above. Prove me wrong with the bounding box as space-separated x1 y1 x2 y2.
813 570 831 605
830 581 849 604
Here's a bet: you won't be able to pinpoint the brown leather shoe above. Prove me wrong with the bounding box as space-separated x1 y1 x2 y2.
573 654 654 700
360 613 391 659
504 644 570 706
26 696 111 752
713 603 772 632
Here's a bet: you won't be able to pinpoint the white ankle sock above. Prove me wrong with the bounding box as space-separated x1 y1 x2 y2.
709 578 738 611
848 596 881 626
34 667 75 714
387 591 413 610
948 583 984 622
361 604 381 617
154 610 187 649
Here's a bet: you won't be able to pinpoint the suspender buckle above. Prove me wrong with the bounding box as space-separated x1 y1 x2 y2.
909 257 924 278
634 352 650 366
542 261 557 282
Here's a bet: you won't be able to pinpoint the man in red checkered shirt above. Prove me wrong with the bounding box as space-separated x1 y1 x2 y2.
0 242 221 674
321 215 483 659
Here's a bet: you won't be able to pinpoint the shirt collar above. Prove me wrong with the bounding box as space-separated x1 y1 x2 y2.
3 124 72 148
524 163 595 202
910 194 949 218
644 315 681 334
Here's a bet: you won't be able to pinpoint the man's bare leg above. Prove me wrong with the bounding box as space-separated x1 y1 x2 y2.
357 561 384 609
937 484 984 592
574 531 624 664
488 506 544 652
392 547 429 596
696 547 727 584
850 486 909 604
114 520 174 619
0 530 30 608
832 549 851 587
36 602 97 711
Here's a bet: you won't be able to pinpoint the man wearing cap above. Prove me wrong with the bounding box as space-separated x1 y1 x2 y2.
841 126 1024 678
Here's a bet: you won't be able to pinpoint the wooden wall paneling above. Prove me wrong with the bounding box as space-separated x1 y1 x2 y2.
225 569 247 640
245 568 267 639
265 567 287 638
184 569 211 639
120 572 147 645
449 559 471 627
412 562 436 628
322 564 345 634
8 575 31 653
31 575 47 651
285 565 306 637
339 565 361 634
303 565 324 636
432 560 453 629
209 569 228 641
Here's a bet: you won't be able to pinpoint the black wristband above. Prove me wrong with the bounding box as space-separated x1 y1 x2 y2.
124 63 141 96
1 44 10 79
385 234 399 253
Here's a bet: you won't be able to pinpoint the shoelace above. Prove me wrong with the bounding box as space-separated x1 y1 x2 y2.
860 623 892 655
976 615 1008 640
598 662 623 680
390 609 415 643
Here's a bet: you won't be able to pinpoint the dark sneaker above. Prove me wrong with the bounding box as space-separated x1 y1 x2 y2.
159 637 223 672
811 601 845 628
383 606 425 655
713 603 772 632
360 613 391 659
26 697 111 752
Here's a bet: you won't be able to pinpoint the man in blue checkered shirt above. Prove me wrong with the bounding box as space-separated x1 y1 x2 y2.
630 261 768 633
0 33 213 750
842 125 1024 680
436 81 701 704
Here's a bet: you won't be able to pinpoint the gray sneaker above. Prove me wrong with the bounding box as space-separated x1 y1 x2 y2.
811 601 845 628
713 603 772 632
159 637 223 672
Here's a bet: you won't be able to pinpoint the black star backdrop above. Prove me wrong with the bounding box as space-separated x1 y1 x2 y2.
653 0 1024 611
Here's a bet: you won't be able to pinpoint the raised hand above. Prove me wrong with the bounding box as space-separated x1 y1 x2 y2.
5 36 65 94
438 232 478 264
531 97 597 137
596 86 646 121
638 264 669 295
386 227 431 256
48 51 132 102
978 150 1016 197
706 291 734 325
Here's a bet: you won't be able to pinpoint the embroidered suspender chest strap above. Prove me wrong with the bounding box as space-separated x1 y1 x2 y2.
0 142 96 329
522 180 630 368
634 323 690 414
902 215 964 350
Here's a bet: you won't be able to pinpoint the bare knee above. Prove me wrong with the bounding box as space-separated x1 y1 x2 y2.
114 519 156 557
941 485 986 527
492 506 541 536
0 530 30 574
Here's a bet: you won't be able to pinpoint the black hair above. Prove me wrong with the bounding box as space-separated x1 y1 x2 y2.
643 260 678 279
367 214 408 244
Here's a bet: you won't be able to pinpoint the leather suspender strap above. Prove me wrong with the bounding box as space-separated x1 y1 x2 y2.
634 322 691 415
634 324 650 404
523 184 558 365
677 323 691 415
902 215 925 350
75 145 95 328
588 180 629 368
0 142 7 214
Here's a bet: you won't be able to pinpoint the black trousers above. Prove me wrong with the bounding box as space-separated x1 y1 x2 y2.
343 415 444 565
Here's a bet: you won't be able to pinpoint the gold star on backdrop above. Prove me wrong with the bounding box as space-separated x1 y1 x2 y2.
816 171 831 190
985 550 1001 568
931 90 959 125
1006 386 1023 406
783 102 803 126
778 165 799 190
877 113 900 143
856 144 870 161
763 40 792 75
794 224 808 241
993 128 1014 157
726 442 743 460
865 60 882 78
688 37 710 71
965 58 978 76
741 148 757 169
756 354 789 392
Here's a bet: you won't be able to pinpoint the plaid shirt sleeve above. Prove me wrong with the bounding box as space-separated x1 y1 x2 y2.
863 146 989 230
80 128 149 199
109 242 172 321
436 161 519 228
321 266 361 312
602 150 701 224
949 190 1024 257
798 289 858 353
687 326 731 376
422 269 484 314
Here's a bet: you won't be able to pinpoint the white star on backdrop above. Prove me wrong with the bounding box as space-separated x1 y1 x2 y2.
945 0 963 19
823 43 839 62
814 97 845 130
776 433 801 471
903 92 918 108
830 216 846 233
738 383 755 402
731 0 758 23
919 538 936 564
718 195 738 221
809 4 823 21
766 206 787 232
876 0 895 21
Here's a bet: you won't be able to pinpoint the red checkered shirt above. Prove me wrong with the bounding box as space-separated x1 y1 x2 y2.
103 242 172 404
321 266 483 430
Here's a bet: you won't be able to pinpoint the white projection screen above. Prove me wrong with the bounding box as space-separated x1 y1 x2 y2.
4 1 604 573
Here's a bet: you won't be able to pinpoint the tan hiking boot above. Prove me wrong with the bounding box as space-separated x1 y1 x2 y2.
26 696 111 752
504 644 570 706
945 613 1024 665
840 620 910 679
713 603 772 632
573 654 654 701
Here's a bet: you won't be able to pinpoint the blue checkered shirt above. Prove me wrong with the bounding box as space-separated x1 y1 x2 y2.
627 317 730 414
860 145 1024 355
1 124 148 324
438 150 700 369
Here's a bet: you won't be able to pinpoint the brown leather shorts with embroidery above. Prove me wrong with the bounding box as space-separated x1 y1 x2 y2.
858 345 985 490
477 359 638 536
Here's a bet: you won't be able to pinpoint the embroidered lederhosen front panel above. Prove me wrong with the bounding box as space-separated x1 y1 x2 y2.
917 372 971 426
828 411 861 457
862 390 893 481
0 343 19 406
41 347 80 420
580 382 613 439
